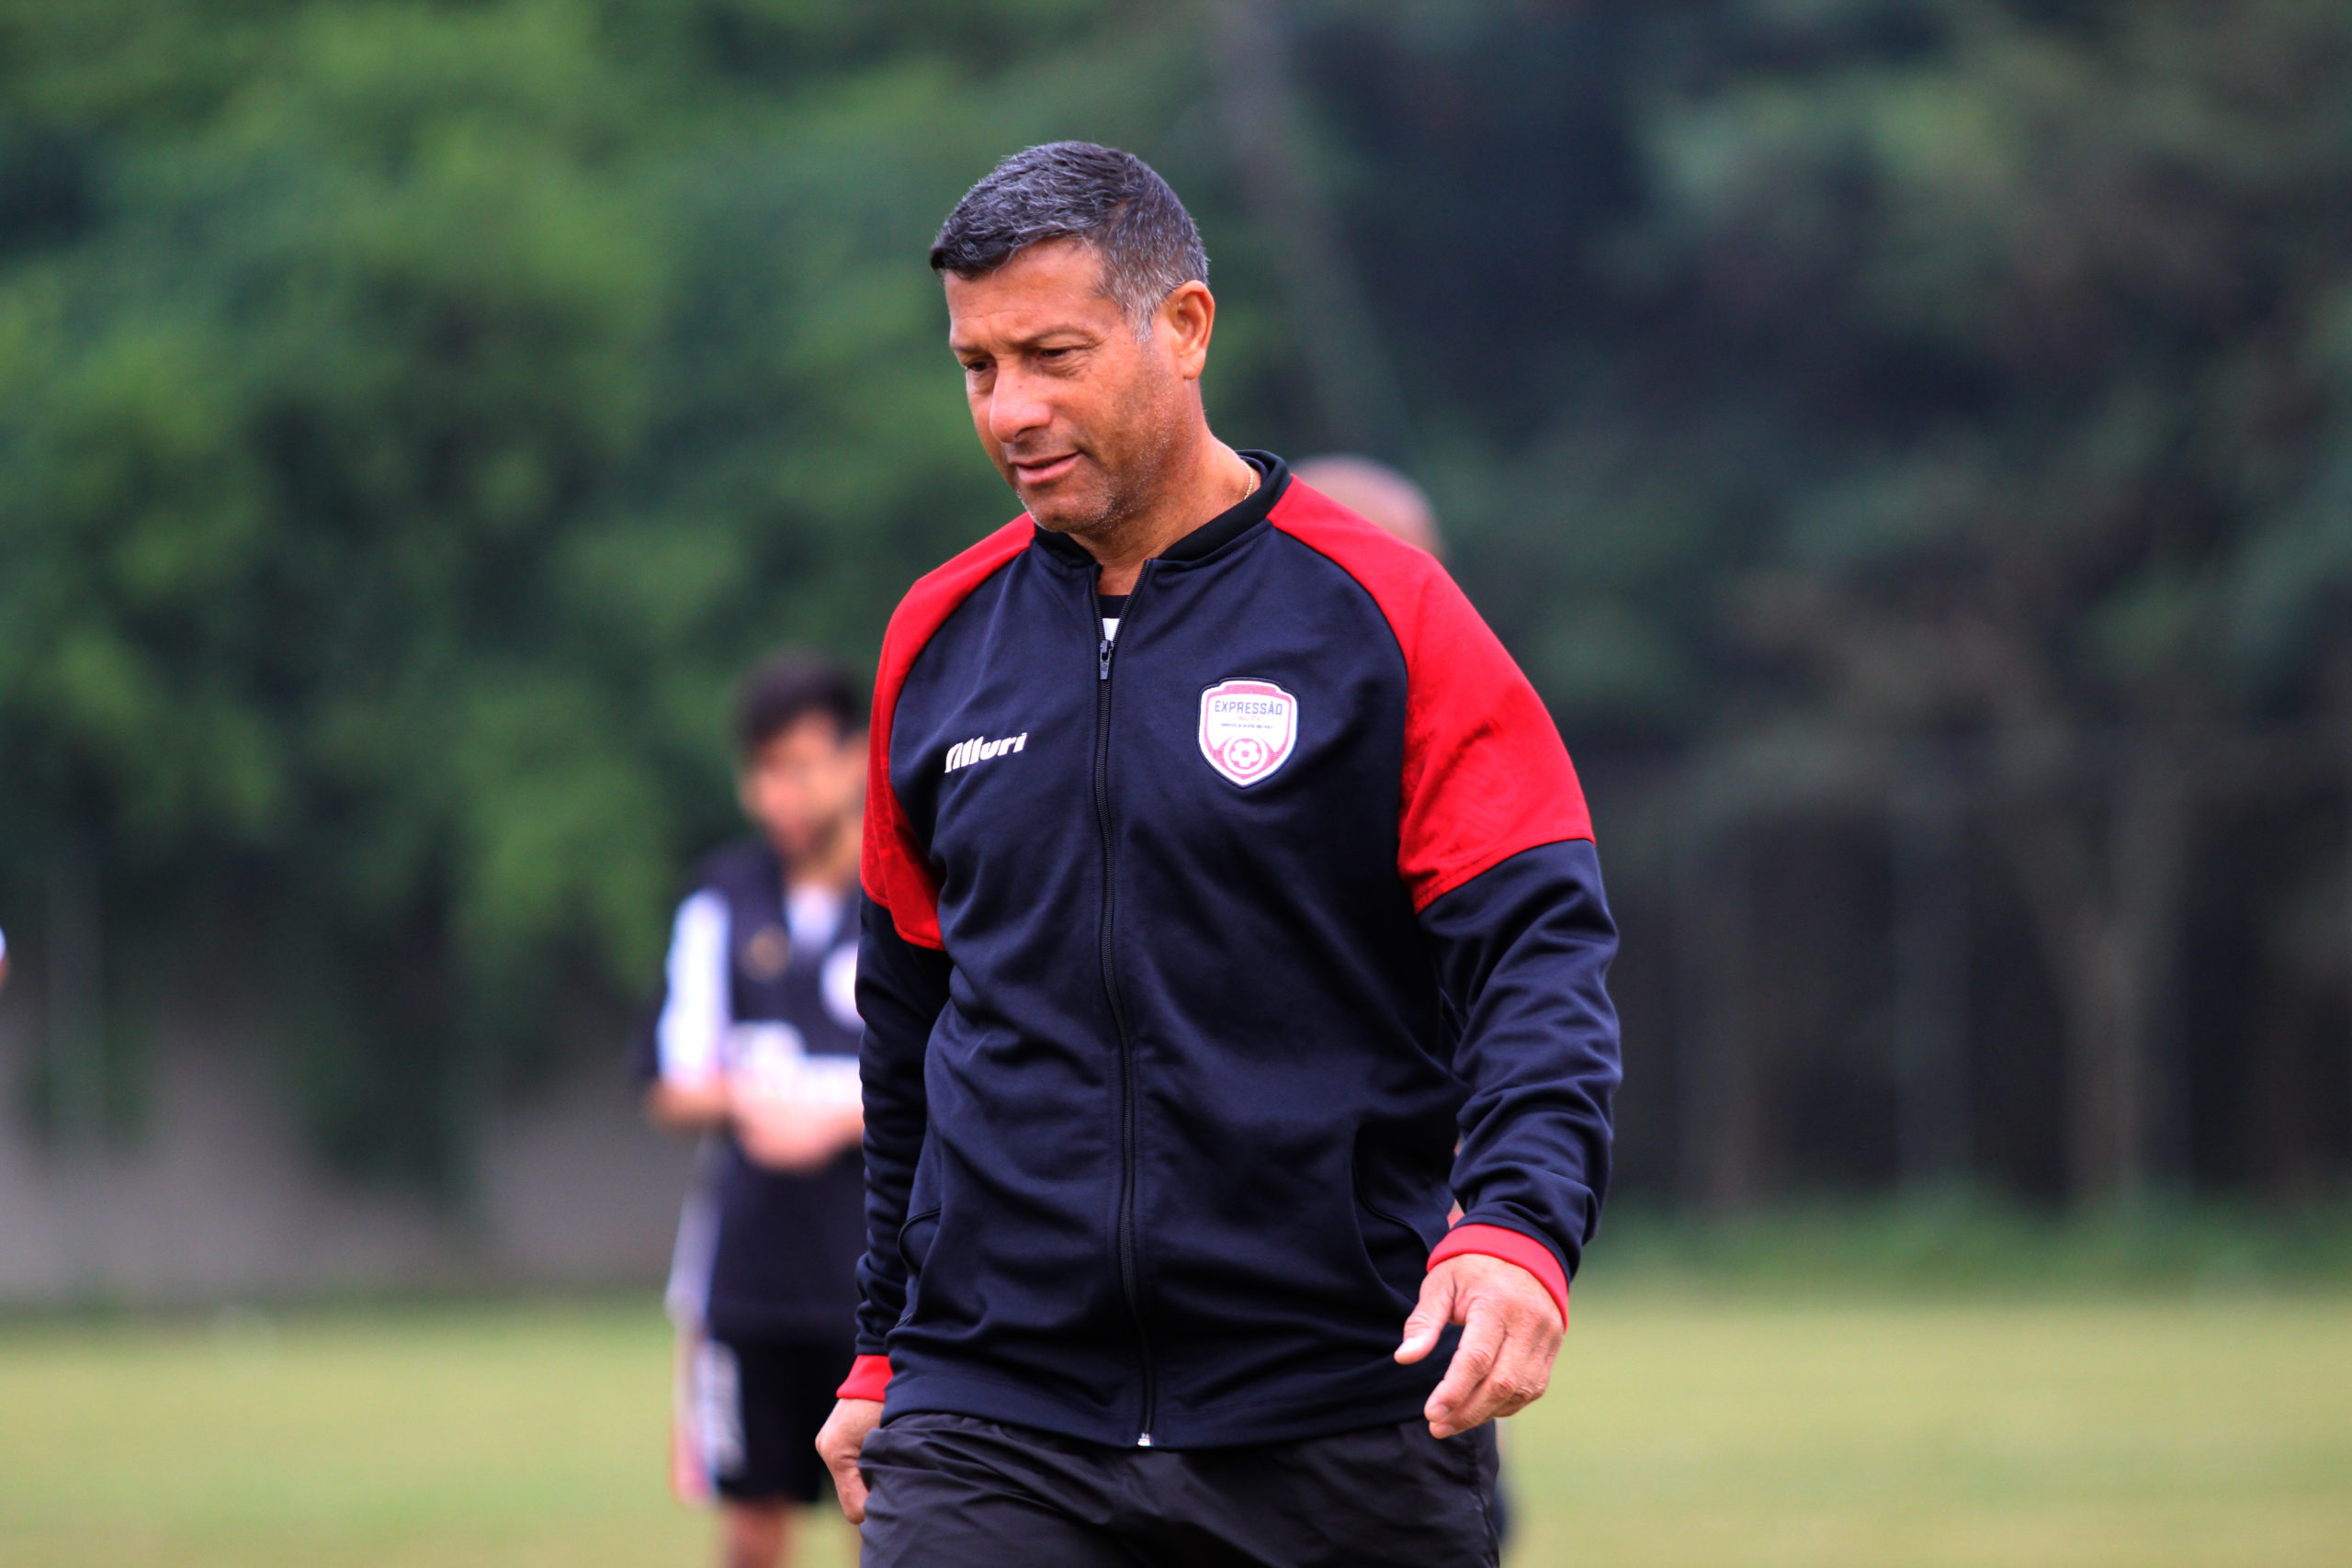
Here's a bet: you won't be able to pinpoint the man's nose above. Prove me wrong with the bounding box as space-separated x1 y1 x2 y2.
986 367 1053 446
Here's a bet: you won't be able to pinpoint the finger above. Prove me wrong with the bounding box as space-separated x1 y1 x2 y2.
1394 1269 1460 1365
1476 1326 1556 1422
828 1442 869 1523
1424 1301 1504 1437
816 1411 875 1524
1436 1303 1558 1435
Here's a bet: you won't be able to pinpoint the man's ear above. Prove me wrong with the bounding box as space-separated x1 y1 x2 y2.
1159 280 1216 380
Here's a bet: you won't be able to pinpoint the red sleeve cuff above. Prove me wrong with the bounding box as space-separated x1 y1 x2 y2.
835 1353 892 1403
1428 1223 1569 1328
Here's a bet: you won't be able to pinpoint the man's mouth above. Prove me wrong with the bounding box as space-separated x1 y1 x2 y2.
1009 452 1080 488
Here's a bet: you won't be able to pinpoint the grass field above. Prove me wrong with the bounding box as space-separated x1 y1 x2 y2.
2 1286 2347 1567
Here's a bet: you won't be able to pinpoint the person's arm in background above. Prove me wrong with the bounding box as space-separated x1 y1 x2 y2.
729 1006 866 1173
642 884 865 1169
643 890 735 1134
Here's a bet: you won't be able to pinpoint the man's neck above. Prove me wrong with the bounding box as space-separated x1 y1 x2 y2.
1083 437 1259 596
780 818 860 897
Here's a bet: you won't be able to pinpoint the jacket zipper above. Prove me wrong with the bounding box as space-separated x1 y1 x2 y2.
1091 563 1158 1447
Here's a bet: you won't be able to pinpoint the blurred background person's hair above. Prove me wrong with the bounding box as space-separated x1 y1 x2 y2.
1294 456 1443 559
734 654 865 762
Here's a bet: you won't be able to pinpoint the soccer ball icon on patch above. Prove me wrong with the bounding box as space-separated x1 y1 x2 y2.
1198 678 1298 787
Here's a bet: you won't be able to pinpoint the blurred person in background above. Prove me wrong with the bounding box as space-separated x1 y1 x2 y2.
1289 457 1442 560
820 142 1619 1567
638 652 870 1568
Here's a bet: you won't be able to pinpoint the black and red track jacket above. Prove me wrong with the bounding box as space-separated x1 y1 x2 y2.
842 453 1620 1449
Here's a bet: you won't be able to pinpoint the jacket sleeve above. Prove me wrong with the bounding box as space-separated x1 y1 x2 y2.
833 520 1035 1399
1421 840 1620 1314
844 897 951 1392
1266 485 1619 1316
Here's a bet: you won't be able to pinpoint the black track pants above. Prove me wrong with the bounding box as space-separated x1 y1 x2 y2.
856 1412 1500 1567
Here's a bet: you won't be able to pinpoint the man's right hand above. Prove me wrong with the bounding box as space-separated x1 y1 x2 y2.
815 1397 885 1522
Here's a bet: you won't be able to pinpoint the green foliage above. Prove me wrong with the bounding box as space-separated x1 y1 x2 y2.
0 0 1170 1182
5 0 2350 1187
1600 1194 2352 1294
1303 0 2352 739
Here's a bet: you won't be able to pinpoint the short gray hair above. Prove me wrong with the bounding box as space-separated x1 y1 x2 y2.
931 142 1209 334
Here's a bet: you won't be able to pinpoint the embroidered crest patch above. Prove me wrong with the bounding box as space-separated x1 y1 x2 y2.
1198 678 1299 787
741 925 790 983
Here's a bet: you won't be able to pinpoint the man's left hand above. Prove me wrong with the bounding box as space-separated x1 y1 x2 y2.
1394 1251 1565 1439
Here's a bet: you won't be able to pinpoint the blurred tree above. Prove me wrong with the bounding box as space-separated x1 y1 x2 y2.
1622 0 2352 1201
1288 0 2352 1201
3 0 2348 1204
0 0 1195 1185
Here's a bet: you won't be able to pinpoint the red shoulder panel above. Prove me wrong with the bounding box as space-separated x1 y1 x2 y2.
862 517 1034 949
1269 481 1591 911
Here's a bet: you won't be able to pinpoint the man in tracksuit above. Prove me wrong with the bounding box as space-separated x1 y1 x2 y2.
816 142 1620 1566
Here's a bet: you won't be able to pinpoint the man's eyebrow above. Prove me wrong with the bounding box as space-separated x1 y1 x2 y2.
948 324 1096 356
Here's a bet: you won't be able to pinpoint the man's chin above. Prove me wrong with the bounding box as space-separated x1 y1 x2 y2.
1018 488 1112 538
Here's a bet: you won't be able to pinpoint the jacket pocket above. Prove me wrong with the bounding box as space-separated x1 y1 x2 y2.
1351 1136 1452 1302
897 1136 944 1293
897 1204 944 1278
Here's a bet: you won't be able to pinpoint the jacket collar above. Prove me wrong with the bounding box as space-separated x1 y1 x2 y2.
1030 450 1291 570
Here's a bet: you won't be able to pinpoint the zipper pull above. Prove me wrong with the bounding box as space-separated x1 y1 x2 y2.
1099 635 1114 681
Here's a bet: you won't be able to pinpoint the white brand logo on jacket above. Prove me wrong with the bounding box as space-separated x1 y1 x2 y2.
944 733 1028 773
1198 679 1298 786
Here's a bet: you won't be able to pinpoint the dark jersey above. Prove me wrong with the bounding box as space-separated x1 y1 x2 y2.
851 454 1620 1447
638 839 866 1343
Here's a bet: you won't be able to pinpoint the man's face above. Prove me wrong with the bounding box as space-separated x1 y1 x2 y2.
944 238 1202 540
739 713 865 863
